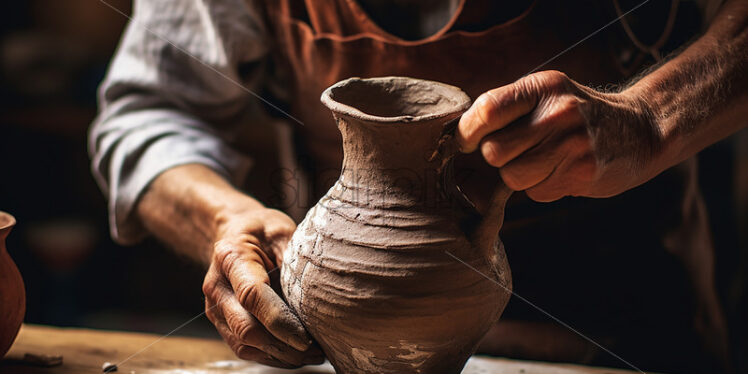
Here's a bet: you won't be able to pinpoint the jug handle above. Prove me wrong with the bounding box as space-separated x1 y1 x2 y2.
429 117 513 255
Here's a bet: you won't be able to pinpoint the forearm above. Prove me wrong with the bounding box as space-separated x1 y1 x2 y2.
136 164 264 266
89 0 269 245
626 0 748 173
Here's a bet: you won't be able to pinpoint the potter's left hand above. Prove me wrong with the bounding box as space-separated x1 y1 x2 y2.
457 70 662 202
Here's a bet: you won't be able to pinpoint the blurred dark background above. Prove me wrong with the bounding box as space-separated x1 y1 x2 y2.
0 0 746 368
0 0 216 338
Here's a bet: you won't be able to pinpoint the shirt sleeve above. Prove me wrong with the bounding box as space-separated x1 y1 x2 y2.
89 0 268 245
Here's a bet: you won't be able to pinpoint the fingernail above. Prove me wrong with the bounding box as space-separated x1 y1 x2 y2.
457 115 476 153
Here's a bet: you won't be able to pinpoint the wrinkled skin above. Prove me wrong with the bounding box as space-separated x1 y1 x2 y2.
458 70 662 202
202 207 325 368
136 164 323 368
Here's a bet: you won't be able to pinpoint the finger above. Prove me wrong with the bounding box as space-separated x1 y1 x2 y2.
210 292 321 367
478 95 585 169
202 261 226 307
525 156 593 202
525 134 598 201
523 155 576 202
204 262 319 365
219 285 312 366
478 116 548 168
223 252 313 351
213 317 299 369
458 78 542 153
205 292 223 324
204 263 232 327
499 133 566 191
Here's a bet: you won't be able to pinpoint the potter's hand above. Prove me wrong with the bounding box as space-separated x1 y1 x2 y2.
203 207 323 368
457 70 662 202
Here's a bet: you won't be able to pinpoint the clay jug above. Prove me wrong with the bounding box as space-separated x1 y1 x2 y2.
0 212 25 358
281 77 512 373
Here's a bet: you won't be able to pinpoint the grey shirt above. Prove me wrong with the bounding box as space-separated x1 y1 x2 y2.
90 0 268 244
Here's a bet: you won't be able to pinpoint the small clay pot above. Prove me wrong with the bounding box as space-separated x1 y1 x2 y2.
281 77 512 373
0 212 25 358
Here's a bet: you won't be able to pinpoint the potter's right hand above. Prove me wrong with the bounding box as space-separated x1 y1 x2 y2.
202 207 323 368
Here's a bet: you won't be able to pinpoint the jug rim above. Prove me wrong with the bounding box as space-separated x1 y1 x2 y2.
0 211 16 231
321 76 471 124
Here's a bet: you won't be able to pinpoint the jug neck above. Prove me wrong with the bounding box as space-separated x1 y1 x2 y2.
338 114 454 174
335 114 454 206
321 76 471 207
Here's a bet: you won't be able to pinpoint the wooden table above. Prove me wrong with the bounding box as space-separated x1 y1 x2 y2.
1 325 652 374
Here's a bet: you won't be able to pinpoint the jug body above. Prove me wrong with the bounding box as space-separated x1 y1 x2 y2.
281 77 512 373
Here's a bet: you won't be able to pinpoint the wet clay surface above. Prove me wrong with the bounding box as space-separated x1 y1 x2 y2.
2 325 658 374
281 77 513 373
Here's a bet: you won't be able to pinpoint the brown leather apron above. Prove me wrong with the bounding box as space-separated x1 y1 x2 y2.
249 1 729 372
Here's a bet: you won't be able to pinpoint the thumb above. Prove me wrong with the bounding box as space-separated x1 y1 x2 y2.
457 78 541 152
